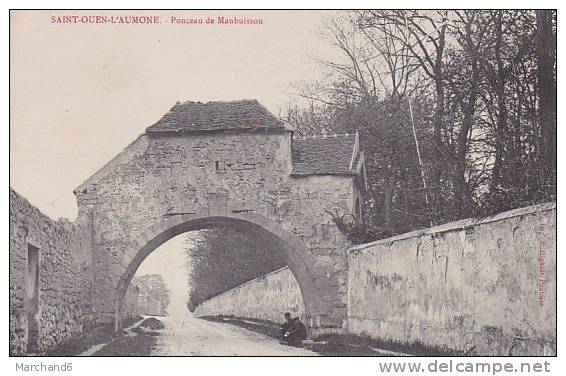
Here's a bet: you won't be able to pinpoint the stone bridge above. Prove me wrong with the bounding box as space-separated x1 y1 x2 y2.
72 100 366 331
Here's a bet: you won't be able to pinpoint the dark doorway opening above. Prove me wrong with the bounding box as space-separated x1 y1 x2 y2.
26 244 40 352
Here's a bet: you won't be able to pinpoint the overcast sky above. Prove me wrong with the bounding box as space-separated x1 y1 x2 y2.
10 10 339 220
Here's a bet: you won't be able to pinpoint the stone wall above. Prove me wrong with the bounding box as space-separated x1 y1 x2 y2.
75 130 355 328
9 189 95 355
347 203 556 356
194 266 304 323
193 203 556 355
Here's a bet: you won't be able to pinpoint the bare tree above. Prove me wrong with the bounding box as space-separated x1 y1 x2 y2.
287 10 556 240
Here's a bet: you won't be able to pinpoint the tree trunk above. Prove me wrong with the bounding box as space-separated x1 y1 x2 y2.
431 76 445 216
454 66 478 216
489 14 509 193
383 166 395 231
536 10 556 185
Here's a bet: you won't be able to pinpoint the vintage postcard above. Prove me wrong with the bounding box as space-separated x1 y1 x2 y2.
8 7 557 372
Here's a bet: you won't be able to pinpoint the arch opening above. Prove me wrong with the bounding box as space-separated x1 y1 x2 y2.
114 214 331 332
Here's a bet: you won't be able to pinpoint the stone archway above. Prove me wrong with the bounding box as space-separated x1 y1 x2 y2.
73 100 366 331
114 212 332 331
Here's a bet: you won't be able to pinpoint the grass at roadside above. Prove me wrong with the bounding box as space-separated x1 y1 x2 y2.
44 315 144 356
198 315 461 356
92 317 165 356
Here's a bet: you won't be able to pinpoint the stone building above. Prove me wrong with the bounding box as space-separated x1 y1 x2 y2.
73 99 365 331
10 99 366 354
9 99 556 356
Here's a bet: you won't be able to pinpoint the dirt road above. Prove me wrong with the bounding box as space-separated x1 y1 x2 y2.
151 313 316 356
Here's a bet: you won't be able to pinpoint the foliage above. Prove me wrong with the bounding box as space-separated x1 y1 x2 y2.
287 10 556 241
184 227 286 308
325 209 395 245
183 11 556 301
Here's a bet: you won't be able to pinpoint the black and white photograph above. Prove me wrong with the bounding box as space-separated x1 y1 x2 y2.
6 4 559 373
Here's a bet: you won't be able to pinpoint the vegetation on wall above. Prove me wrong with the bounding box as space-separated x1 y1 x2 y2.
184 11 557 303
287 10 556 244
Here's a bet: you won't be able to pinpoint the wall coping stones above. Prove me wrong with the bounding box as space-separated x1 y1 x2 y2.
348 202 556 253
200 266 292 302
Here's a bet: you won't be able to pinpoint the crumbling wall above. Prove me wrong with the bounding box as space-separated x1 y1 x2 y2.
9 189 95 355
346 203 556 356
194 266 304 323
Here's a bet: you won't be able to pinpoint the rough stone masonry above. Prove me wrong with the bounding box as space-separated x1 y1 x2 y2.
9 190 95 355
9 99 556 356
77 99 365 331
10 99 366 353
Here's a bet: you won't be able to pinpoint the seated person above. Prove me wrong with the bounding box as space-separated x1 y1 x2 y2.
280 312 307 346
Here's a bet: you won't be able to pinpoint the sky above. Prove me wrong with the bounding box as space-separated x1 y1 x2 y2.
10 10 340 220
9 10 342 304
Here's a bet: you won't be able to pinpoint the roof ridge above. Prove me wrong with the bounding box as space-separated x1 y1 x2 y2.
147 99 286 132
291 131 363 178
293 133 355 141
176 99 258 105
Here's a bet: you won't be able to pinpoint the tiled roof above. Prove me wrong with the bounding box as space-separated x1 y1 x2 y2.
146 99 287 133
291 134 360 176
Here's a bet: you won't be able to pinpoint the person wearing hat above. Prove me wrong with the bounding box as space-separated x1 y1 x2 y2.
280 312 307 346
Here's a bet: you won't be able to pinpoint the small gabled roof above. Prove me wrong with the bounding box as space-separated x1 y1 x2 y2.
291 133 366 183
146 99 289 133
